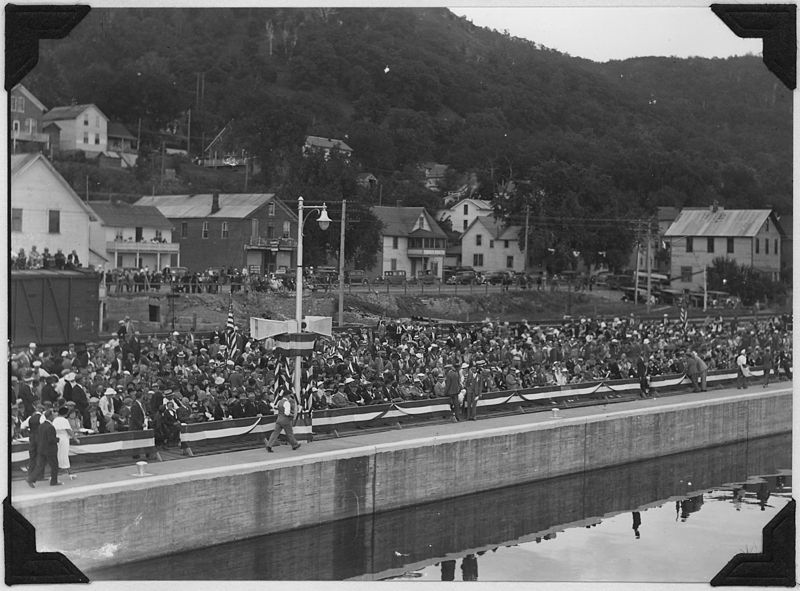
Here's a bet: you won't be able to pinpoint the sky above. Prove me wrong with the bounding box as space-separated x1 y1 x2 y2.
447 4 764 62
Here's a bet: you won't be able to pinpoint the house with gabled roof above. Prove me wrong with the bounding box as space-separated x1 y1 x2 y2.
664 205 784 289
106 122 139 168
461 216 524 273
87 200 178 271
136 193 298 274
420 162 448 191
42 103 109 155
11 153 98 266
303 135 353 161
10 84 49 153
437 198 494 234
371 206 448 280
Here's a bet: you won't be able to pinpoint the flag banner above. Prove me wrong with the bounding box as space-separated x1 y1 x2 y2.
274 332 317 357
11 430 156 464
680 307 688 330
250 317 291 340
225 303 241 360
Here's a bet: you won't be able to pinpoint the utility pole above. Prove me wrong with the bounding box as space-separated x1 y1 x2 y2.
187 108 191 157
244 156 249 192
646 220 652 311
136 117 142 154
633 224 641 306
523 202 530 272
160 141 166 187
338 199 346 327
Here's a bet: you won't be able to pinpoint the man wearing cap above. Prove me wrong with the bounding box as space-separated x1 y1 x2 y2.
736 349 749 389
444 362 462 422
20 404 44 475
99 387 117 432
70 374 90 425
265 390 302 453
464 361 486 421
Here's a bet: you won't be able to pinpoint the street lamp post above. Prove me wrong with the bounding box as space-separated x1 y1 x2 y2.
295 196 331 403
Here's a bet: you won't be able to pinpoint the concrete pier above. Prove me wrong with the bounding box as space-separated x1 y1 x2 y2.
11 386 792 571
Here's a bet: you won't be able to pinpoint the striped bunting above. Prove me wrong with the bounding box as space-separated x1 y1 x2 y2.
274 332 316 357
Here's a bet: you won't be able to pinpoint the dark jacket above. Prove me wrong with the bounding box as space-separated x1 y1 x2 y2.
37 420 58 457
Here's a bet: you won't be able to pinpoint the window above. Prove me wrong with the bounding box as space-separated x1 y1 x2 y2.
775 239 779 255
685 237 693 253
83 132 88 144
765 239 769 254
11 95 24 112
135 227 143 242
180 222 188 238
681 266 692 282
504 240 509 249
766 219 770 232
115 229 124 241
707 237 714 253
95 115 100 127
390 258 397 271
155 230 162 241
392 237 398 249
476 234 482 246
202 221 209 239
268 202 275 216
463 204 468 215
755 238 759 254
267 225 274 239
11 120 20 133
473 254 484 266
83 115 89 126
462 220 468 231
221 221 229 239
251 219 259 239
727 238 734 254
94 134 100 145
282 221 290 237
506 256 514 268
48 210 60 234
25 118 36 133
11 208 22 232
489 240 494 248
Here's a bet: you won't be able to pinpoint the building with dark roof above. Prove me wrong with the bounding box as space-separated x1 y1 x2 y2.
88 200 178 270
136 193 298 274
664 205 784 289
10 84 49 154
42 103 109 155
371 206 448 279
303 135 353 161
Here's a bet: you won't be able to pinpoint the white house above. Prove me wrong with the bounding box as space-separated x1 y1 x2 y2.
461 216 525 273
42 103 108 154
664 206 784 290
87 200 178 270
10 153 96 265
437 198 494 233
302 135 353 161
371 206 448 279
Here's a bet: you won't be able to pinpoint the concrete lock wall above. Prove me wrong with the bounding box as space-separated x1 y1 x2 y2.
15 391 792 571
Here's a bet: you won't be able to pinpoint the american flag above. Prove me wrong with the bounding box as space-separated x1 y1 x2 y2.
680 306 688 331
225 303 241 361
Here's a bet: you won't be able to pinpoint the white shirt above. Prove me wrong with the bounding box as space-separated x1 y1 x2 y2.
100 395 115 419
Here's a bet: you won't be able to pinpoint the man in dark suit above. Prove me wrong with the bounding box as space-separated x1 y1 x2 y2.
444 363 462 422
21 405 44 475
636 355 650 399
130 391 148 431
26 409 61 487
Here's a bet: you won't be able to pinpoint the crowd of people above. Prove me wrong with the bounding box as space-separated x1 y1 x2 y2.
10 313 792 465
11 246 81 270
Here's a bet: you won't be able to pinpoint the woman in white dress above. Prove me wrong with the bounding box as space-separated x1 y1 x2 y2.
53 407 79 480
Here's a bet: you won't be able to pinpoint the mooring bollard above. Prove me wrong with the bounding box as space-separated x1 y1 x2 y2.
135 461 148 477
551 408 560 418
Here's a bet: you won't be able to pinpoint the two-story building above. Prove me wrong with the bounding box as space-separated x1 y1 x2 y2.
664 206 784 290
461 216 524 273
11 153 97 265
420 162 448 192
42 103 109 155
10 84 49 154
106 122 139 168
136 193 297 274
371 206 448 279
437 198 494 234
87 200 178 271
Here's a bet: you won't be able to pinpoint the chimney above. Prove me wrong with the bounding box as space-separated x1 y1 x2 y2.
211 192 220 215
711 200 719 213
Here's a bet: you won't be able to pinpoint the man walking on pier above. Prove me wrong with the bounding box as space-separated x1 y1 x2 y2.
736 349 749 389
265 391 301 453
444 363 462 422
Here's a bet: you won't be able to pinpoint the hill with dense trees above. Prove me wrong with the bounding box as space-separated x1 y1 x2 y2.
23 7 792 271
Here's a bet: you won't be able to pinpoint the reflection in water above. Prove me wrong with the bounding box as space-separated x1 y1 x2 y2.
88 433 791 581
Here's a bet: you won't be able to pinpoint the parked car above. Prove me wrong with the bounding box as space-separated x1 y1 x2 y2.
345 269 367 285
485 270 513 285
409 270 438 285
382 270 407 285
447 270 479 285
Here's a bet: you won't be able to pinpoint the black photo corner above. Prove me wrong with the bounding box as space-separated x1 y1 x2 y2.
3 2 796 586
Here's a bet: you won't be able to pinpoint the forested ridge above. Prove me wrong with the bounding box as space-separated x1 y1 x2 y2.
23 7 792 270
